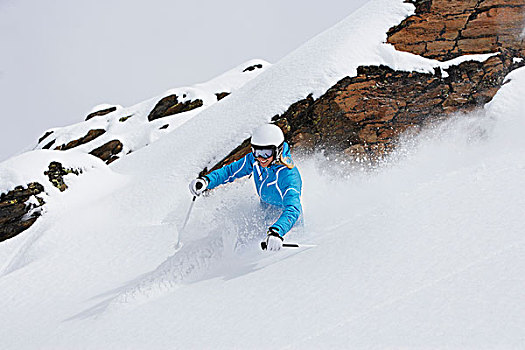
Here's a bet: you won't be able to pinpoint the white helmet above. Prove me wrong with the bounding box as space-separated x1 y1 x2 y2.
251 124 284 148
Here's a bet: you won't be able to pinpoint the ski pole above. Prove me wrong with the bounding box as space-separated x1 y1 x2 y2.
176 195 196 248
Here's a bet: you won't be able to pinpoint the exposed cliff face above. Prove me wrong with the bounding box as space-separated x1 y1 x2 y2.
387 0 525 60
273 52 523 161
209 0 525 170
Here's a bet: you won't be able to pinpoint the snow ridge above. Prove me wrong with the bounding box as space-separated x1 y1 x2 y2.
30 59 269 162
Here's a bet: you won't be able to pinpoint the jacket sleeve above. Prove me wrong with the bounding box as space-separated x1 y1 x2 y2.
271 168 302 236
204 153 254 190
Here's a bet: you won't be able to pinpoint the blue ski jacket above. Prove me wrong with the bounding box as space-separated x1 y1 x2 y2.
204 142 302 236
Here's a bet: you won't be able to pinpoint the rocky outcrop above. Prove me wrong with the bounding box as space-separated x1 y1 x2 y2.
147 94 203 122
0 183 45 242
55 129 106 151
0 162 84 242
53 130 125 163
44 161 82 192
85 106 117 121
274 53 523 160
89 140 123 164
387 0 525 60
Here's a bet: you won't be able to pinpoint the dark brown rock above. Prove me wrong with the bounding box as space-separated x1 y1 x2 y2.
42 139 56 150
89 140 123 164
0 182 45 242
38 131 54 144
147 94 203 122
119 115 133 122
55 129 106 151
216 92 230 101
85 106 117 121
243 64 263 72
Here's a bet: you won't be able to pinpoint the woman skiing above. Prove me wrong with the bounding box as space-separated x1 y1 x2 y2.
189 124 302 251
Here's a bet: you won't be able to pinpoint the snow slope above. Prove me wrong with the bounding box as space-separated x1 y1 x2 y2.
1 0 525 348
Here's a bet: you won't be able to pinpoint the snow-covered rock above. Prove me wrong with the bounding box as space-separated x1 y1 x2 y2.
33 59 270 164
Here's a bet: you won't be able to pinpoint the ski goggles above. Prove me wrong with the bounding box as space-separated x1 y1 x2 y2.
252 147 274 159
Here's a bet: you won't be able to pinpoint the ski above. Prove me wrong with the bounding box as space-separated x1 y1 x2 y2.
260 241 314 250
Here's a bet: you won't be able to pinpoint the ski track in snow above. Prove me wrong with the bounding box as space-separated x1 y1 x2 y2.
109 237 225 308
75 230 312 318
75 182 310 315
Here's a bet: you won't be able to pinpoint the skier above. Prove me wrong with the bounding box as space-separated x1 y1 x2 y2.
189 124 302 251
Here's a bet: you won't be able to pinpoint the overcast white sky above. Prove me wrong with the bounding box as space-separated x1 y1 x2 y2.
0 0 369 161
